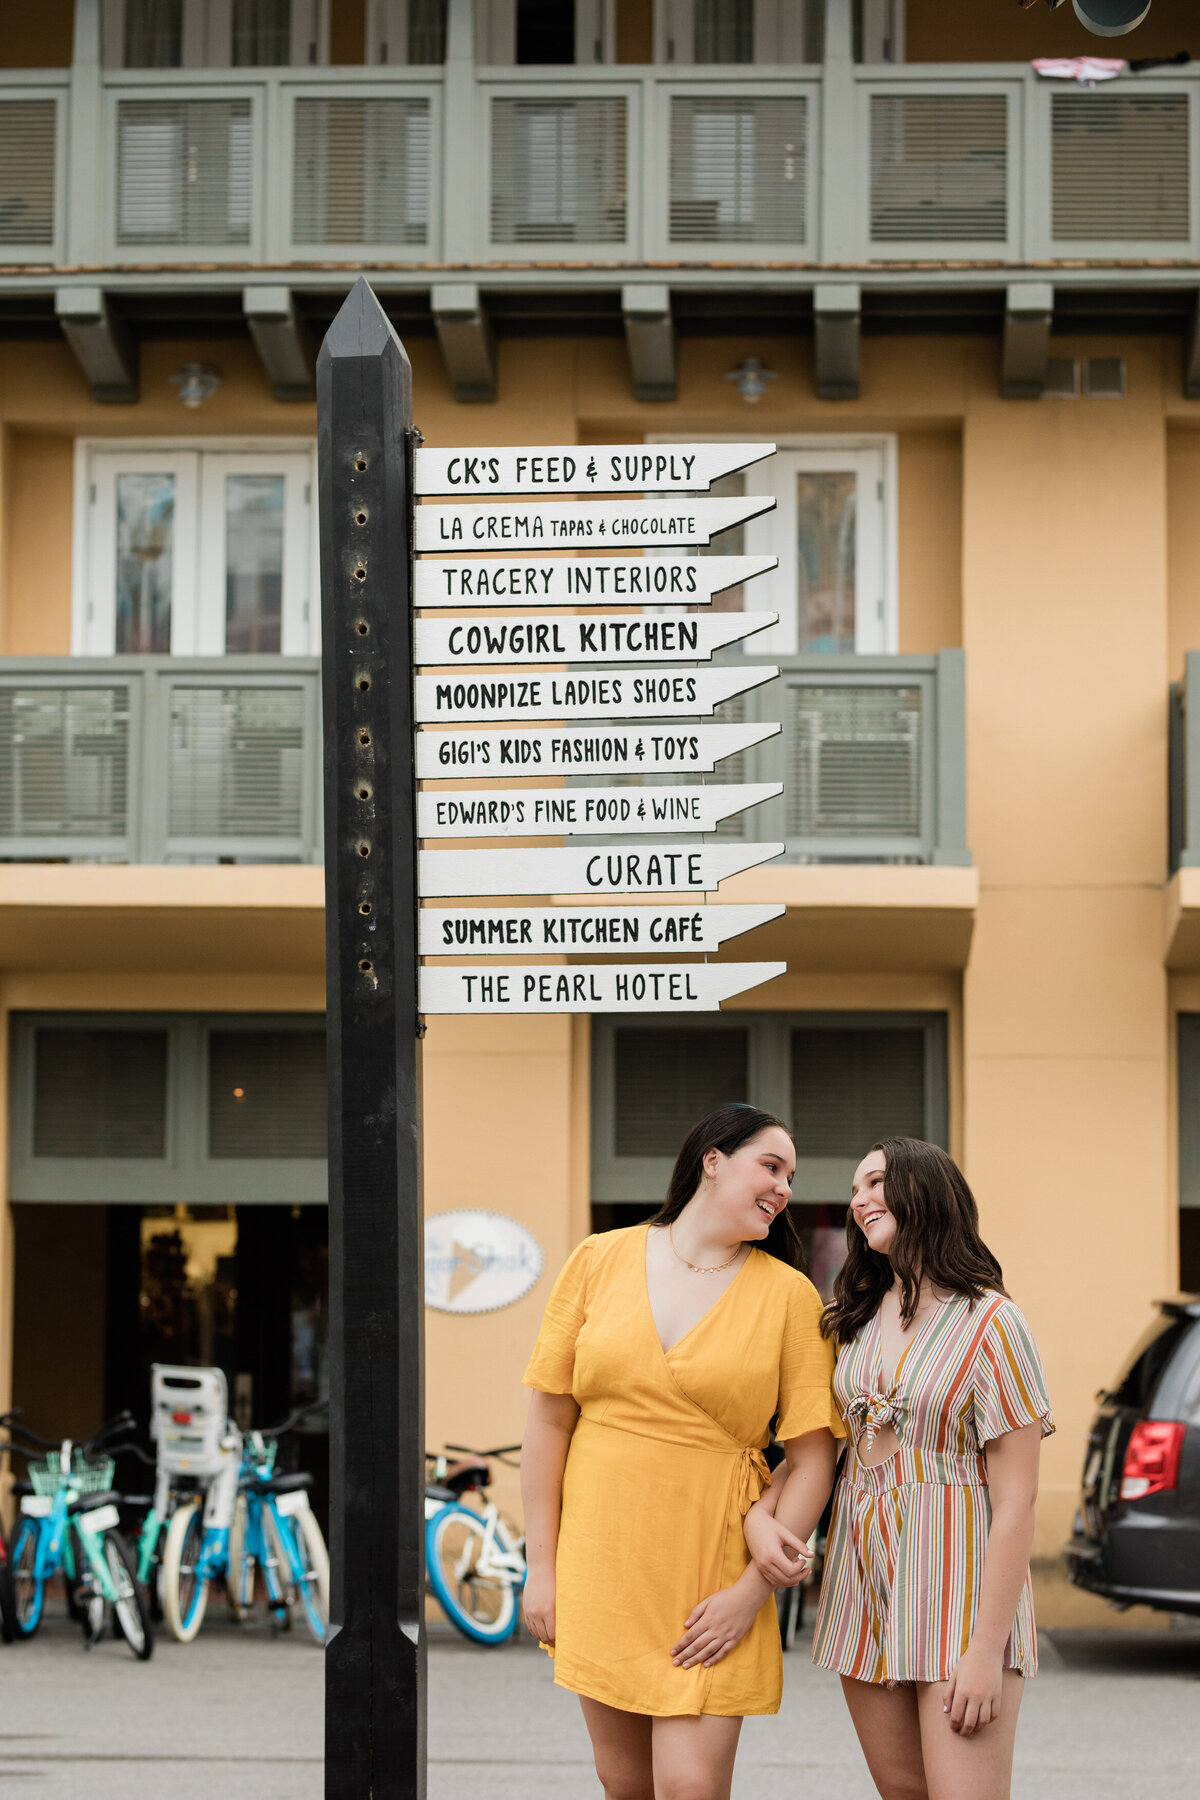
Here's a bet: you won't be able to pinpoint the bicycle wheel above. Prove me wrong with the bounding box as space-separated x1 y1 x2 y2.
225 1495 254 1620
160 1499 209 1642
426 1505 518 1645
280 1506 329 1645
260 1504 294 1628
0 1541 15 1644
7 1518 45 1639
101 1531 153 1660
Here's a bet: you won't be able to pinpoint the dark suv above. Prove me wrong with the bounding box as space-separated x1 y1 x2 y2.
1064 1296 1200 1616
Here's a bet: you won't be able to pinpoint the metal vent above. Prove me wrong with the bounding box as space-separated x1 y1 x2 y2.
787 685 922 840
0 99 57 245
292 96 430 245
0 686 129 847
490 96 627 244
33 1027 168 1160
208 1029 327 1158
790 1027 926 1157
116 97 253 246
167 686 305 845
614 1027 749 1156
869 93 1007 242
1052 93 1189 242
669 95 806 244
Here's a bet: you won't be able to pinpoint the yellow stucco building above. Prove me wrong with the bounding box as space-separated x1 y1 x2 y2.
2 0 1200 1619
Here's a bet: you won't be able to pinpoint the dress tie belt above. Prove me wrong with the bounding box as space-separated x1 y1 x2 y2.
736 1446 772 1516
846 1391 902 1453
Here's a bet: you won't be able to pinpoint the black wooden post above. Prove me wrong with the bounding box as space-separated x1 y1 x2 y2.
319 277 425 1799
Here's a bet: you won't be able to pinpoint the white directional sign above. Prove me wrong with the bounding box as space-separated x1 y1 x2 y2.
415 494 773 553
414 664 778 725
415 443 774 497
419 841 783 898
420 902 784 956
414 554 776 608
416 720 779 780
414 611 776 667
420 962 786 1014
418 781 779 839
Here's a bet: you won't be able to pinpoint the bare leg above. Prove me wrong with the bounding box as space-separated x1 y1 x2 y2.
651 1714 743 1800
579 1696 655 1800
916 1670 1024 1800
839 1676 929 1800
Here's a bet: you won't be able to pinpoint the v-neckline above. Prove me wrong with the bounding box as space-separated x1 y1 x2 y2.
642 1222 754 1358
874 1291 960 1393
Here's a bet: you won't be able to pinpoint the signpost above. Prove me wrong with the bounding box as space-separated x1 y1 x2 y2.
319 278 789 1797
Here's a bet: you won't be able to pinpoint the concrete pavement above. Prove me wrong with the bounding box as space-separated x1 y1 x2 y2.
0 1611 1196 1797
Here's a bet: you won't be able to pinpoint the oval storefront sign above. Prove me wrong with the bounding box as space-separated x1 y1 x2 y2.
424 1210 544 1315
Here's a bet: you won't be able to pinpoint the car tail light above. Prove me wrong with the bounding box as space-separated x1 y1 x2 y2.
1120 1421 1185 1500
172 1411 192 1425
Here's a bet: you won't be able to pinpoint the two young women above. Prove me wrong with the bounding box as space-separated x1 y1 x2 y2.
521 1107 1054 1800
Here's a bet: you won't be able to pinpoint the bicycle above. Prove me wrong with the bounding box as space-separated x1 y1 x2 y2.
424 1443 526 1646
161 1398 329 1646
1 1410 153 1659
143 1365 245 1643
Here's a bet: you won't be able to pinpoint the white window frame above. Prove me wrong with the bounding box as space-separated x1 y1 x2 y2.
103 0 329 68
655 1 810 66
74 440 318 656
647 432 898 656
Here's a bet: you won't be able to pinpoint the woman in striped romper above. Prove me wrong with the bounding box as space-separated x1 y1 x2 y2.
745 1137 1053 1800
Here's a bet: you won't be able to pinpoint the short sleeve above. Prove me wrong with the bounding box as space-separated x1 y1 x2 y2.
775 1274 846 1442
973 1299 1055 1446
522 1236 596 1395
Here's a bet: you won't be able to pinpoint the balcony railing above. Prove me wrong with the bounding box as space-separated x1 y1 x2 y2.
575 650 969 867
0 657 322 865
2 62 1197 271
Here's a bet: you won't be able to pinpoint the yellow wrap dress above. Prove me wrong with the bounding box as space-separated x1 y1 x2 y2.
523 1223 843 1717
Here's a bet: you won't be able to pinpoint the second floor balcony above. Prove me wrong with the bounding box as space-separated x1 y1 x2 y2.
3 58 1196 278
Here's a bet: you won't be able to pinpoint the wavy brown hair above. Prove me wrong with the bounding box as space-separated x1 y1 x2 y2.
650 1103 807 1272
821 1137 1005 1345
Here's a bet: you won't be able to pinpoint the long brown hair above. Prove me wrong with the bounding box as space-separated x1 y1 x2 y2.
650 1103 807 1272
821 1137 1005 1345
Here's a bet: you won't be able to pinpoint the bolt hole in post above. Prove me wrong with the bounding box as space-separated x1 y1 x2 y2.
356 621 370 636
358 730 371 747
354 567 367 582
354 456 367 471
356 786 372 802
357 843 371 859
358 960 373 975
358 901 373 916
355 511 368 526
356 677 371 692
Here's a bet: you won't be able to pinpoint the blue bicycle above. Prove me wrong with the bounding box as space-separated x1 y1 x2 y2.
160 1399 328 1646
424 1444 526 1645
1 1410 153 1659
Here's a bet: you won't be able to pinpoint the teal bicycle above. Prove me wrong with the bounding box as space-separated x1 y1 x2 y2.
1 1410 153 1659
158 1399 329 1646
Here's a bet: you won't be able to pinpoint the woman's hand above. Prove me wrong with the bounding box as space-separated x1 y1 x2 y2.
670 1570 769 1669
522 1568 556 1647
743 1499 813 1589
944 1643 1005 1735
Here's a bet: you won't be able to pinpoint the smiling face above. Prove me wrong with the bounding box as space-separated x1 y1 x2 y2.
850 1148 897 1256
702 1126 795 1242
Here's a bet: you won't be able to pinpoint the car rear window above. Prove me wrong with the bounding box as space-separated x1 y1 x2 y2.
1107 1311 1196 1409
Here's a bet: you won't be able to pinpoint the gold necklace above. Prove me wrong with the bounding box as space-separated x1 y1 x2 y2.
668 1224 743 1275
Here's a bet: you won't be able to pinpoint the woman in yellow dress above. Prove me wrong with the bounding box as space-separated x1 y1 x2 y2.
520 1104 844 1800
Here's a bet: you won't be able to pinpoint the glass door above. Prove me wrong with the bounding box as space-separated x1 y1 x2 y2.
197 452 313 654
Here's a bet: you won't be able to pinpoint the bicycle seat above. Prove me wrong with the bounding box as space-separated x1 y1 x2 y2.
10 1478 32 1498
443 1458 490 1495
425 1483 458 1503
68 1489 121 1516
254 1470 313 1496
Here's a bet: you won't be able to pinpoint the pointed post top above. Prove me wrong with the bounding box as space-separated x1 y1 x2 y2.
318 277 411 373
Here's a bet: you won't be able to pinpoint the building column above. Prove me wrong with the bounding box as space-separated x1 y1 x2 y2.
960 341 1172 1561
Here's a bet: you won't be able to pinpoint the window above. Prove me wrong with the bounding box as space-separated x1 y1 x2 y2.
1176 1015 1200 1291
106 0 325 67
472 0 612 65
367 0 449 64
76 446 316 656
656 0 823 64
592 1012 948 1209
10 1015 326 1204
650 438 896 655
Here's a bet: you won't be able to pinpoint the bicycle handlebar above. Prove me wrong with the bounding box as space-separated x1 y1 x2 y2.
1 1422 59 1452
259 1397 329 1440
443 1442 522 1460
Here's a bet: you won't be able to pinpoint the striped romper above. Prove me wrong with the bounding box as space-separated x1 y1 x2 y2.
811 1290 1053 1686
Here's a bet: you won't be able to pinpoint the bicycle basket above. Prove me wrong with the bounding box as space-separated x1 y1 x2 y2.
28 1454 115 1498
